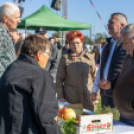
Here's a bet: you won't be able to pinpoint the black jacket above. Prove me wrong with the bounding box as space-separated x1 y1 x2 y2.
57 41 62 50
0 54 62 134
100 37 127 97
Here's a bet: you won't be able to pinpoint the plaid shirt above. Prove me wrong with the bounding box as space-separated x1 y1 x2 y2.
0 24 16 77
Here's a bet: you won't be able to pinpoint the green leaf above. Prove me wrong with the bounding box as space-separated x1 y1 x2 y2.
61 118 76 134
95 105 120 121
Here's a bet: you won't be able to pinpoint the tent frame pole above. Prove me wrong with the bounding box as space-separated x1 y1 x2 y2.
90 28 92 42
57 31 58 38
62 31 64 46
57 31 59 47
25 25 27 37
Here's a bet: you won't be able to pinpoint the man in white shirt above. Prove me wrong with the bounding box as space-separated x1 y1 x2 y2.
90 13 127 108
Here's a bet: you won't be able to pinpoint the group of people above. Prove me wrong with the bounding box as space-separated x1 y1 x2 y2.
90 13 134 126
0 2 62 134
0 2 134 134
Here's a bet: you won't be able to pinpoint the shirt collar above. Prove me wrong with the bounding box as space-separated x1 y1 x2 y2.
111 38 118 44
18 54 41 67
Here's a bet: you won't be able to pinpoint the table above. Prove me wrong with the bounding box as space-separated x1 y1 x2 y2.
59 102 134 134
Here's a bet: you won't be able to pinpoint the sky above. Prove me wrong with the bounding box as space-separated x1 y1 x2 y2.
0 0 134 39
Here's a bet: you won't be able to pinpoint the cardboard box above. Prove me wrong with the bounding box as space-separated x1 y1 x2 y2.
57 103 113 134
57 114 113 134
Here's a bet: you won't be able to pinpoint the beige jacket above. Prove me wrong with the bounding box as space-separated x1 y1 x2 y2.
56 50 96 111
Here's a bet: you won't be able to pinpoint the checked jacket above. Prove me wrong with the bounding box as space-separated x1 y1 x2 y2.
0 24 16 77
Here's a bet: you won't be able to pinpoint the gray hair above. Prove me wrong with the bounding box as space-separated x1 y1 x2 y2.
120 24 134 38
0 2 20 20
111 13 127 25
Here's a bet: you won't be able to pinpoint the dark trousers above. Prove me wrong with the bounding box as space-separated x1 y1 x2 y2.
120 117 134 127
101 95 114 108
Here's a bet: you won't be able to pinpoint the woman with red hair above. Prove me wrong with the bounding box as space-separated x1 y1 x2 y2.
56 31 96 111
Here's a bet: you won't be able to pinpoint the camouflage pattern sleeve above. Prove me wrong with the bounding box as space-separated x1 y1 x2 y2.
0 33 16 77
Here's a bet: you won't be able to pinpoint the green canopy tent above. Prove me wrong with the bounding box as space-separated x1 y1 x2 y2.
18 5 91 31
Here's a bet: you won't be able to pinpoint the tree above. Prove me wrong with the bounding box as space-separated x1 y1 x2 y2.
83 36 93 45
94 32 108 44
52 32 61 38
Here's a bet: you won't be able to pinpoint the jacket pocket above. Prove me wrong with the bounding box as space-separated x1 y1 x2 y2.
64 84 77 103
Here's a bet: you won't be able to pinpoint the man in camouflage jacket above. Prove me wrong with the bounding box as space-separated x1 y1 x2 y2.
0 23 16 76
0 3 20 77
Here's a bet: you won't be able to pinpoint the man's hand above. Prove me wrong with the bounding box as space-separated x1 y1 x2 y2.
90 92 97 103
99 81 111 90
98 78 111 90
58 98 67 102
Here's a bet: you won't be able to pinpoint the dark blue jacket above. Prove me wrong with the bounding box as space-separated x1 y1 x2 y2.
100 37 127 97
0 54 62 134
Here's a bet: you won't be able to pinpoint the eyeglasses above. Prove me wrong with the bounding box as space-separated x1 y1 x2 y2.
46 51 51 57
70 42 81 46
42 51 51 57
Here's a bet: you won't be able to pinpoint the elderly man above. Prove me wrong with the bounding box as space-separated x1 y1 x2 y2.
0 2 20 77
113 24 134 126
9 29 20 45
0 34 63 134
90 13 127 108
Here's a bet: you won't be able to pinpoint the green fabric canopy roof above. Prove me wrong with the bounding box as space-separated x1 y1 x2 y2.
18 5 91 31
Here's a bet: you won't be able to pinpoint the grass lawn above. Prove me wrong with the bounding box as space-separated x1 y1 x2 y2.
95 97 101 114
